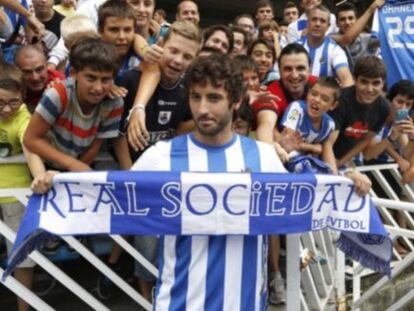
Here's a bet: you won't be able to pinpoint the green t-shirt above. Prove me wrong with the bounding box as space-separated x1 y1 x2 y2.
0 104 32 203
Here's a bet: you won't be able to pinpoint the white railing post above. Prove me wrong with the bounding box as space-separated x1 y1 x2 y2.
287 234 301 311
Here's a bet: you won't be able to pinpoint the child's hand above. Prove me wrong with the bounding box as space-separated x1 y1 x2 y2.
142 39 164 64
274 142 289 163
398 158 410 173
46 78 63 89
31 171 59 194
149 19 161 38
403 165 414 184
248 89 280 106
108 85 128 99
127 107 149 151
280 130 301 153
344 170 372 197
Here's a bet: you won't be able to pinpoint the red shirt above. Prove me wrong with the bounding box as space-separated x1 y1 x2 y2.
25 69 65 110
264 75 318 118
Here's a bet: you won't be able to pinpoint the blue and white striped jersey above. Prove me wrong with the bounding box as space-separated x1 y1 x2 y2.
297 36 349 78
281 100 335 144
132 133 286 310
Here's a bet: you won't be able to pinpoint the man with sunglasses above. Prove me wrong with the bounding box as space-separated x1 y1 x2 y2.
14 44 64 111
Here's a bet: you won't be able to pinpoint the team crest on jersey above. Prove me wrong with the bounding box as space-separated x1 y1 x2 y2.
288 109 300 120
158 111 172 125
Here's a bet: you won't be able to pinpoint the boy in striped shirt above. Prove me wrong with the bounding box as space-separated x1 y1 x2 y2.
24 37 123 171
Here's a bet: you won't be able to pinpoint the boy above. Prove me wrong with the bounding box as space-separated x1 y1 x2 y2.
0 62 45 311
98 0 140 79
116 20 200 301
281 76 339 173
23 37 123 172
327 56 390 168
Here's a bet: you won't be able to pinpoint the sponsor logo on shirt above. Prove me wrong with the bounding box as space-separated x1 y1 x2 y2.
158 111 172 125
158 100 177 106
344 121 368 139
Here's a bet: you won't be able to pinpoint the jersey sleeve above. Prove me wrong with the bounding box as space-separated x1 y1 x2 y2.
34 86 64 125
332 45 349 72
280 101 304 131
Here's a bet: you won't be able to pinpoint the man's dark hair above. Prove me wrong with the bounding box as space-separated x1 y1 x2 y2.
203 25 234 54
0 62 24 93
314 76 341 101
335 2 357 19
230 25 249 49
387 80 414 102
278 43 311 68
353 56 386 81
98 0 136 31
255 0 274 15
247 38 276 63
185 53 245 105
69 38 119 75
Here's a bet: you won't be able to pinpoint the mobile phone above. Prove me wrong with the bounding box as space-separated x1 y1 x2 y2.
395 109 409 122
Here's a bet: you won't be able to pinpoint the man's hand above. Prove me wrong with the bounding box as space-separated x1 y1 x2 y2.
247 87 280 106
127 107 149 151
345 170 372 196
31 170 59 194
108 85 128 99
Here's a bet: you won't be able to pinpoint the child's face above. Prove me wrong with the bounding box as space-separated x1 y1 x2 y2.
242 69 260 91
355 76 384 105
250 43 274 81
262 28 275 41
71 67 114 110
279 25 288 37
233 118 250 136
127 0 155 28
0 89 22 121
100 17 135 58
392 94 414 112
306 83 337 120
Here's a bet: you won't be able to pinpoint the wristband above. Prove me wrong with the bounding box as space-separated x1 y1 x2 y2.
126 104 145 123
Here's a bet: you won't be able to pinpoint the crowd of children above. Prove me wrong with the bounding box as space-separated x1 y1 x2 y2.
1 0 414 309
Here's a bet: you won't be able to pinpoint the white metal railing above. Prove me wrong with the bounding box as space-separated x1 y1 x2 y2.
351 163 414 311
